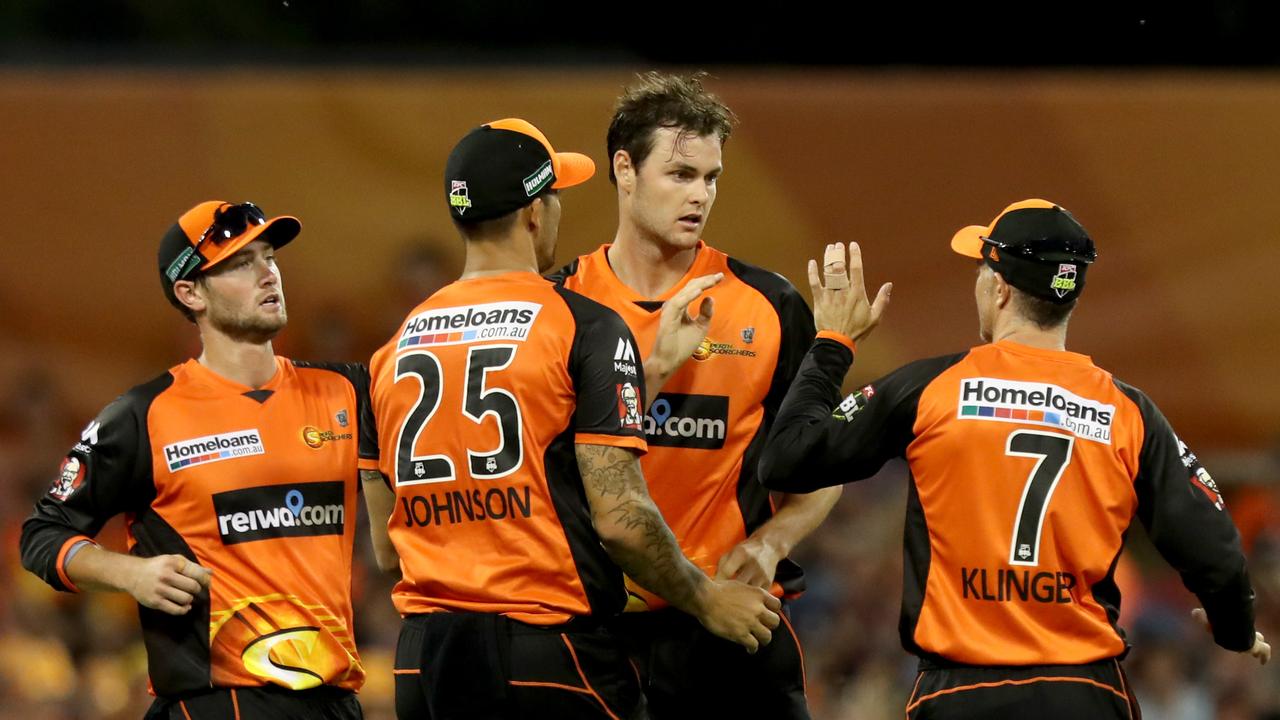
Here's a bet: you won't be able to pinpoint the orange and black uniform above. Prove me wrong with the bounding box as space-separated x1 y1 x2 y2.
761 338 1256 719
554 242 815 719
369 272 648 719
20 358 374 719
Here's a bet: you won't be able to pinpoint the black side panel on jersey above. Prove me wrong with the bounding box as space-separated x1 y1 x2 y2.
899 469 934 660
129 508 213 695
554 284 647 441
725 258 816 592
542 423 628 617
1113 379 1256 651
19 371 173 592
291 360 379 464
724 257 816 428
1089 529 1131 656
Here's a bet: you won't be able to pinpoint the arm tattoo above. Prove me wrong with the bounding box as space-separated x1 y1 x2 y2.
577 445 705 613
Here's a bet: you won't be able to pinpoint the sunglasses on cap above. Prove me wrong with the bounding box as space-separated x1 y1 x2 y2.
980 235 1097 264
197 202 267 248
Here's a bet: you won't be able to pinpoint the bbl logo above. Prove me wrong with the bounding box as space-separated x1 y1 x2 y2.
450 180 472 214
1051 263 1078 298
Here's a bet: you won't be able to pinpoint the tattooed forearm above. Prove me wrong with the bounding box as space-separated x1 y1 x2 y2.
576 444 707 614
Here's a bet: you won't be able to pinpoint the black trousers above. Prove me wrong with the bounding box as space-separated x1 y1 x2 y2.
394 612 644 720
906 657 1141 720
146 684 362 720
613 606 810 720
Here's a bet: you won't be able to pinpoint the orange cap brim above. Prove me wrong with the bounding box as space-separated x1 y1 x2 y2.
950 224 989 259
552 152 595 189
951 199 1060 260
485 118 596 190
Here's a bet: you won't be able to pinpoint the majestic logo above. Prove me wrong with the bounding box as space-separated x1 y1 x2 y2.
399 301 541 349
336 409 349 428
523 160 554 196
49 456 86 501
165 429 265 472
80 420 101 445
614 337 638 376
301 426 353 449
449 180 472 214
73 419 101 455
643 393 729 449
833 384 876 422
741 327 755 344
1176 436 1199 468
212 481 345 545
617 382 643 430
958 378 1114 444
691 336 757 362
1051 263 1078 297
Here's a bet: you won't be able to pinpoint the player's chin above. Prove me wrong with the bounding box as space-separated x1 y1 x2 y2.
663 227 703 250
251 310 288 337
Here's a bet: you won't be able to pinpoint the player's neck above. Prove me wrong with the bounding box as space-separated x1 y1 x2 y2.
197 333 278 388
607 226 698 299
459 236 539 280
991 319 1068 352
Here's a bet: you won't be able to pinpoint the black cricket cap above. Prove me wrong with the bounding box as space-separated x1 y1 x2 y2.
951 199 1098 304
444 118 594 223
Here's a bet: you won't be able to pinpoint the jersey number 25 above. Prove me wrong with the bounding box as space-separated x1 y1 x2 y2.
393 345 524 486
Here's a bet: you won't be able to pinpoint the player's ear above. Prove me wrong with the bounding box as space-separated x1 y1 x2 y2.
613 150 635 193
992 271 1013 309
173 278 208 316
523 199 542 236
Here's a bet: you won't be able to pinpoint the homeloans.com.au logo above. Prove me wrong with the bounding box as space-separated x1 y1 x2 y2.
398 301 541 349
212 481 345 545
957 378 1115 444
165 429 264 472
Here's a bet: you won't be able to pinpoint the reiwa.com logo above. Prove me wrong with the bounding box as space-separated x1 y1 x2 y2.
398 301 541 350
958 378 1115 444
644 393 729 449
213 481 345 546
165 429 264 472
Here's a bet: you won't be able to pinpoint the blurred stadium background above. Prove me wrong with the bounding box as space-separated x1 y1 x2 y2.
1 4 1278 718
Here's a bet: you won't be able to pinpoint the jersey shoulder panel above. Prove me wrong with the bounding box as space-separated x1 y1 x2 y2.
723 255 806 308
290 359 369 388
545 256 582 287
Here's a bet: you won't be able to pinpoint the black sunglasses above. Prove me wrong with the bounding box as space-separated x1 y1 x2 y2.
981 235 1097 263
197 202 267 250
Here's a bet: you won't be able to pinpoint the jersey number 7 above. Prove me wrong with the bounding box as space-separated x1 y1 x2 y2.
1006 430 1075 567
393 345 524 486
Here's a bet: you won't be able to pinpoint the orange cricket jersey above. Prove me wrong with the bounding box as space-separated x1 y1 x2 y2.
20 357 376 696
369 271 648 625
761 339 1256 664
555 242 816 609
